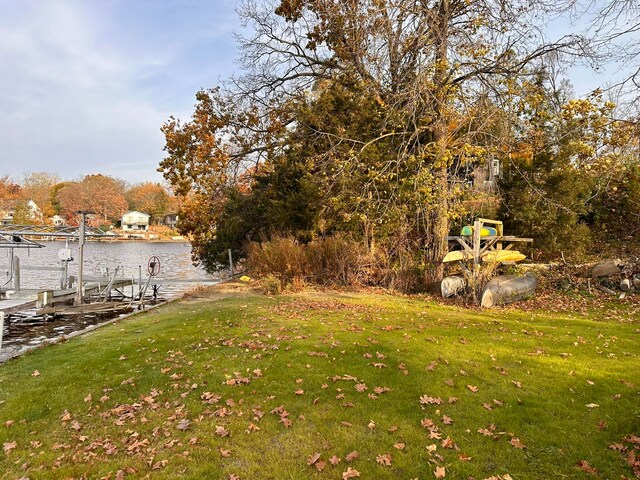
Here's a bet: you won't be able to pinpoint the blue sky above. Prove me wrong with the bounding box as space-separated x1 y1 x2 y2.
0 0 240 184
0 1 631 185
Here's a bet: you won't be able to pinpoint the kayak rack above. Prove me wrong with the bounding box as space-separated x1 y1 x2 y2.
446 218 533 263
445 218 533 300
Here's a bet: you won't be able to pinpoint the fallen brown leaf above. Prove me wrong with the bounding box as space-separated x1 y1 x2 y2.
342 467 360 479
510 437 526 449
3 441 17 453
176 419 191 431
577 460 598 474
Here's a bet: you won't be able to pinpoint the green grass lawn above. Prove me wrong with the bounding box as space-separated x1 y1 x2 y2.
1 286 639 479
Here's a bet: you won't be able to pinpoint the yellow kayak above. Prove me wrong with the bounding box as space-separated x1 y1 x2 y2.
443 250 473 263
443 250 526 263
482 250 526 263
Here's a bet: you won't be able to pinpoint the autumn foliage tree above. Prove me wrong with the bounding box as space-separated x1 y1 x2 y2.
126 182 171 223
160 0 585 285
498 76 640 259
18 172 59 218
57 174 128 225
0 176 21 211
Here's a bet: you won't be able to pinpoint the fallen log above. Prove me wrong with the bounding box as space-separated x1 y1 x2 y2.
620 278 632 292
596 284 616 295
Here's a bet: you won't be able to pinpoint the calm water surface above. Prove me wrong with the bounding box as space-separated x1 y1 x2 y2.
1 240 215 290
0 241 220 362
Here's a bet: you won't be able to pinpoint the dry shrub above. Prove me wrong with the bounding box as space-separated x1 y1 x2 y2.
246 235 307 287
247 234 428 293
261 274 282 295
246 234 366 288
306 234 366 285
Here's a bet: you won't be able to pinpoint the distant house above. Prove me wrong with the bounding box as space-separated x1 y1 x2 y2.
49 214 65 226
0 200 14 225
454 158 502 193
164 213 179 229
473 158 501 192
0 199 43 224
0 211 12 225
121 211 150 232
26 200 43 222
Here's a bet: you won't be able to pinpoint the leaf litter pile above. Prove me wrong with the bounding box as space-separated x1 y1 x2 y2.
0 288 639 479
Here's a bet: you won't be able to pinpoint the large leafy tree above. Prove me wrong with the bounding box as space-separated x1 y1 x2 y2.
0 176 21 211
19 172 59 218
160 0 583 284
57 174 128 225
498 73 639 259
126 182 171 223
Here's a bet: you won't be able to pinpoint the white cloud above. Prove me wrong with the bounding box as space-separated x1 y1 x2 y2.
0 0 238 183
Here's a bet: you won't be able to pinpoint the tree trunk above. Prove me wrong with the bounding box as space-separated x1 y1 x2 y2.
423 0 451 289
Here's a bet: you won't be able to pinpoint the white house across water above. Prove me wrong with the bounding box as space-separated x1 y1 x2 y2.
121 211 150 232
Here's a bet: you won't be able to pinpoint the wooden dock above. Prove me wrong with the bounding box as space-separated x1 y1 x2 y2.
0 279 133 316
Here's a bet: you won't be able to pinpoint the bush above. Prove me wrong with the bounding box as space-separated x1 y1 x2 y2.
246 234 367 288
261 274 282 295
306 234 366 285
246 235 307 287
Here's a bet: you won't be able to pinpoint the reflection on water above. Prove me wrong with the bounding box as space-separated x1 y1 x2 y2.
1 240 214 290
0 241 220 362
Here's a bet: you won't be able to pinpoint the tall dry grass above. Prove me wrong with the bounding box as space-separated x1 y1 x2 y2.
246 234 428 292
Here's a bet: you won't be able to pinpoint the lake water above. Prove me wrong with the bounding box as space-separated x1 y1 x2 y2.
0 240 221 362
1 240 217 291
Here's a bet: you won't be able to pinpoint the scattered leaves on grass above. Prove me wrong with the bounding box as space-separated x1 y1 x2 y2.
176 419 191 431
434 465 446 478
441 436 455 449
151 459 168 470
345 450 359 461
420 395 443 405
510 437 526 449
31 370 40 377
3 441 17 453
577 460 598 474
342 467 360 479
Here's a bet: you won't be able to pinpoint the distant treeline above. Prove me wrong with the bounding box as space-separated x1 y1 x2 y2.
0 173 179 227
